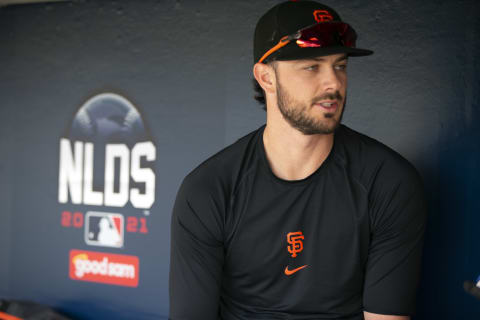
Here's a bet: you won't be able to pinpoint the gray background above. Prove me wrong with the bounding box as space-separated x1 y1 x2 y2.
0 0 479 319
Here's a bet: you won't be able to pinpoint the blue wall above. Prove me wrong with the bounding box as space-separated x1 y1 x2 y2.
0 0 479 319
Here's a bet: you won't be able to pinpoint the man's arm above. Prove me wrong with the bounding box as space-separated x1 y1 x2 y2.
362 157 428 316
169 175 225 320
364 311 410 320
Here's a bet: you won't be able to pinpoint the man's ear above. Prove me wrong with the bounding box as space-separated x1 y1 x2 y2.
253 62 276 94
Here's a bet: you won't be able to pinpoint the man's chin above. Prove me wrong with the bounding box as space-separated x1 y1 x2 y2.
298 120 340 135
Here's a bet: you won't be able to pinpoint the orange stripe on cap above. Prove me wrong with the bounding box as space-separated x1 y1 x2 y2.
258 36 291 64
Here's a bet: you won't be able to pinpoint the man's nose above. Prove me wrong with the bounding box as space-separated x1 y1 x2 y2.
320 67 342 92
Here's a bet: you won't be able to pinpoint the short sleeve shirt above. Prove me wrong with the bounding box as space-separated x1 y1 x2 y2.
169 124 427 320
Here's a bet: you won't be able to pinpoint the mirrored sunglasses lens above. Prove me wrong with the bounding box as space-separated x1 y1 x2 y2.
296 23 356 48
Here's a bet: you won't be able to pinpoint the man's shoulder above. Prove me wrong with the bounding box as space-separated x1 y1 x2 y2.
337 124 422 189
181 126 263 194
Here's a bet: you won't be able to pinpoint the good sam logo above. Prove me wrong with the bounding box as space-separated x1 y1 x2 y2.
70 250 139 287
59 93 155 286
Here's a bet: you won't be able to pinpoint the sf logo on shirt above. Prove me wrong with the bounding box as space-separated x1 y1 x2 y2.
284 231 308 276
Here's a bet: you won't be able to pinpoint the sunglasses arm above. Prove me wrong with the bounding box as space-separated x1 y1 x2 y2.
258 36 292 64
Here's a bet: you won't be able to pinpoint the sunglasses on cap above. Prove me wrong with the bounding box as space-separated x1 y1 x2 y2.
258 21 357 64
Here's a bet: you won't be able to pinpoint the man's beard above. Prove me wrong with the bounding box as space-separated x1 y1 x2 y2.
276 80 346 135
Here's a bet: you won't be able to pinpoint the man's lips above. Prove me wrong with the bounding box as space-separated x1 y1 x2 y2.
313 100 339 111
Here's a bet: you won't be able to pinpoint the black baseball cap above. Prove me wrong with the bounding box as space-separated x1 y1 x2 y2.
254 0 373 64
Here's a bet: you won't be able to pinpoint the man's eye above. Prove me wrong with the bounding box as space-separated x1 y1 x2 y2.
305 65 318 71
335 64 347 70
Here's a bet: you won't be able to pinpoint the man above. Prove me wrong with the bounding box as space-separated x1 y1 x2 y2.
169 1 427 319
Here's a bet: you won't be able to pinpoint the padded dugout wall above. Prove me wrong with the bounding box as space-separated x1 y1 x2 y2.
0 0 479 319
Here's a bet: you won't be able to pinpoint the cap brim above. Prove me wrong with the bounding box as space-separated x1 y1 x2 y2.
274 45 373 61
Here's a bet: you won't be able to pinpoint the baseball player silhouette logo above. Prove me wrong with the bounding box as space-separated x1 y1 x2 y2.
85 211 124 248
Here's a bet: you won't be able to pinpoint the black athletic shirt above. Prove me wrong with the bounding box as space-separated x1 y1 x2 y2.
169 124 427 320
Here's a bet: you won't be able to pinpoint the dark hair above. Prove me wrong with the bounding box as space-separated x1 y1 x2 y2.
252 60 276 111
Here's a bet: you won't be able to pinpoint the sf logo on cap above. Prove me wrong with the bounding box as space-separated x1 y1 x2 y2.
313 10 333 23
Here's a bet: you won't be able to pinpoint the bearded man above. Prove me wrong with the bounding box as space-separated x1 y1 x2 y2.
169 2 427 319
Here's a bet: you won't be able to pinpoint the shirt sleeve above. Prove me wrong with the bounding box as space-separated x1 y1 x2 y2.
363 159 428 315
169 174 225 320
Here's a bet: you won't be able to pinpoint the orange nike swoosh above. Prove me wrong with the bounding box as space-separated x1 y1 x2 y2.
284 265 308 276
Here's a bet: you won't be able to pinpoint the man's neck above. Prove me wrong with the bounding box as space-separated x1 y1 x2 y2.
262 117 335 181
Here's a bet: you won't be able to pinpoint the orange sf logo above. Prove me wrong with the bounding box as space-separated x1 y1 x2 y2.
287 231 304 258
313 10 333 23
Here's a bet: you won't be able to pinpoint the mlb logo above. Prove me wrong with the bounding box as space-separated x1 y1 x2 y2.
84 211 124 248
